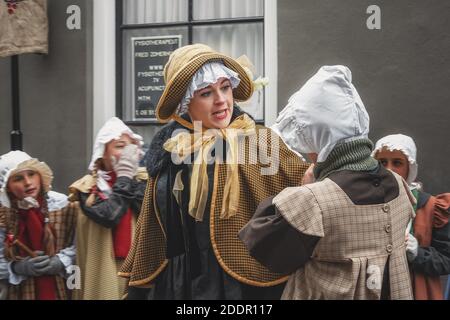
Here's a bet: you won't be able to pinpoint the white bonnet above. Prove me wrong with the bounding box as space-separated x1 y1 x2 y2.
0 151 53 208
89 117 143 171
372 134 418 184
271 65 370 162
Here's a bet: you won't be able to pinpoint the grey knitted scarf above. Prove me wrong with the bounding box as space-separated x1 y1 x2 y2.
313 138 379 181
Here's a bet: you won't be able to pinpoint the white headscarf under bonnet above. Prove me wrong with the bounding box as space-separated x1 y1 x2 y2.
372 134 418 185
175 62 241 115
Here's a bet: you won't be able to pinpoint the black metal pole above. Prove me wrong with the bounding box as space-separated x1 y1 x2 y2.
188 0 193 44
10 55 22 151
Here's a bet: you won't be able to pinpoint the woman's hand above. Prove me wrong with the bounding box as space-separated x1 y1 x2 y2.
302 164 316 185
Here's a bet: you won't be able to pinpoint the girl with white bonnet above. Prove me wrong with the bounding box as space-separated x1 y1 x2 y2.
0 151 76 300
119 44 308 300
240 65 416 299
373 134 450 299
69 117 147 300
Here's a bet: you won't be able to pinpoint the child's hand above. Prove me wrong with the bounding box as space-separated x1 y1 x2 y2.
405 234 418 262
113 144 140 178
37 256 65 276
12 251 50 277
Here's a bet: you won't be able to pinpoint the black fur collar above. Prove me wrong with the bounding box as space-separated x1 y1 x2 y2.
145 105 252 177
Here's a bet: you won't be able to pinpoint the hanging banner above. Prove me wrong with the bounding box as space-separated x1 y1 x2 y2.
0 0 48 57
131 35 182 122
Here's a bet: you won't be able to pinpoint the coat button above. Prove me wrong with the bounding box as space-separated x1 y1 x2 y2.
373 178 381 187
382 204 390 213
385 224 392 233
386 244 393 253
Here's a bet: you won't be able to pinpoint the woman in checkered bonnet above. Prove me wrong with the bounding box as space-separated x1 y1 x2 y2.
240 65 417 300
373 134 450 300
0 151 76 300
119 44 309 300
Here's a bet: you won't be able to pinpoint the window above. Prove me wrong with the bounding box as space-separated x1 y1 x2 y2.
117 0 266 130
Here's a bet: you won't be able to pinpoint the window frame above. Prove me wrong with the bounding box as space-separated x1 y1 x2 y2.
115 0 266 126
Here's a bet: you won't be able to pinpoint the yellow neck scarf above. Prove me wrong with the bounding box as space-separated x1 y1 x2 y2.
163 114 256 222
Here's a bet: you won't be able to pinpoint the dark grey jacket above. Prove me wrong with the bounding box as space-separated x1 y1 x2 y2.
79 176 146 228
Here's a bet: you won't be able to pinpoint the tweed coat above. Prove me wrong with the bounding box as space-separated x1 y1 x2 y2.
275 172 415 299
0 193 76 300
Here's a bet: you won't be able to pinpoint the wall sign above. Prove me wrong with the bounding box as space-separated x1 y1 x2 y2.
131 35 181 122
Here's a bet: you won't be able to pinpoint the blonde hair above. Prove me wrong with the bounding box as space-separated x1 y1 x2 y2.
85 159 101 208
4 187 56 260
